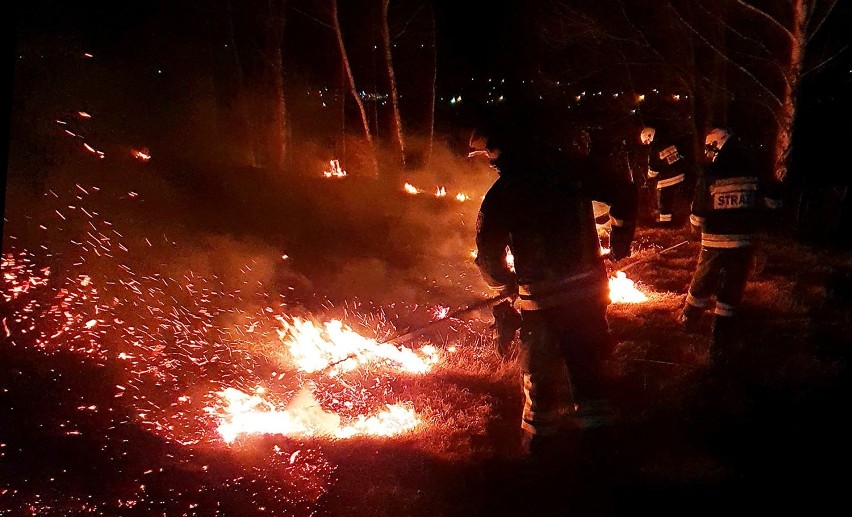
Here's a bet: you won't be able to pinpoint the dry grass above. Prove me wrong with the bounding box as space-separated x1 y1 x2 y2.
2 150 852 516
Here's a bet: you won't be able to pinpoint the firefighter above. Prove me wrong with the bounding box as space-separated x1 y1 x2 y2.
642 123 692 226
680 127 782 370
470 104 637 459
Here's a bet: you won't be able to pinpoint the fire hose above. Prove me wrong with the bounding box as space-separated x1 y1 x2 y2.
379 291 515 347
312 292 513 374
379 240 690 348
609 239 690 273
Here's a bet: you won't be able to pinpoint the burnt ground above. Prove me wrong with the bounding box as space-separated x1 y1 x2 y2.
2 153 852 517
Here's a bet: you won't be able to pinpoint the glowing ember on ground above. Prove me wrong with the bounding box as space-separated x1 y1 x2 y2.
132 148 151 161
275 316 440 375
322 159 347 178
433 306 450 319
83 143 106 158
212 387 421 442
609 270 648 303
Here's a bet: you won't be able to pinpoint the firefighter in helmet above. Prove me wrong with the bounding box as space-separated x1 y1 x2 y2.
641 122 691 226
471 104 637 458
680 127 782 370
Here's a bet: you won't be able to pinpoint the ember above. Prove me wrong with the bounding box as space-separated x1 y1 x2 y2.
132 148 151 161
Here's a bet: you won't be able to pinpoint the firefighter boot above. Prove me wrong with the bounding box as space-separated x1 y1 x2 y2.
678 303 704 332
709 316 742 374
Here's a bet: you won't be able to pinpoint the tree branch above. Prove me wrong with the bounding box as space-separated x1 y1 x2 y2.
674 5 782 107
733 0 793 41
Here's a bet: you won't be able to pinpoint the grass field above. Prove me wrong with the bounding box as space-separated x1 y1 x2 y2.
2 151 851 516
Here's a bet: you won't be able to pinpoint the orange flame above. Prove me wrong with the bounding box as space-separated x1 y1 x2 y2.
322 159 347 178
609 271 648 303
275 316 440 375
212 387 421 442
132 148 151 162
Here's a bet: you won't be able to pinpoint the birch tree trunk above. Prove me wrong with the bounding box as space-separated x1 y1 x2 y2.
732 0 836 183
331 0 379 177
380 0 406 168
772 1 808 183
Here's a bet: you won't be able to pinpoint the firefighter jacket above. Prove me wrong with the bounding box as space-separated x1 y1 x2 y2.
691 137 782 249
647 129 689 192
475 147 637 311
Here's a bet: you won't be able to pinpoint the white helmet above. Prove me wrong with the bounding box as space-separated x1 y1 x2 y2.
640 127 655 145
704 127 731 161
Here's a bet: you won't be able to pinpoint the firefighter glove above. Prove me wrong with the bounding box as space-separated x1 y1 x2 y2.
491 300 521 360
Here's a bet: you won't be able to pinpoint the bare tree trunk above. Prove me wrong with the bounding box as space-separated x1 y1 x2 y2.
380 0 406 168
425 2 437 169
223 0 256 167
265 0 288 171
773 0 808 183
331 0 379 177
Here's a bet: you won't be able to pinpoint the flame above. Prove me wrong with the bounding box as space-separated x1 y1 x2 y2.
435 186 447 197
213 387 421 442
455 193 470 202
608 270 648 303
322 159 347 178
275 316 440 375
403 183 419 194
132 148 151 162
505 247 515 272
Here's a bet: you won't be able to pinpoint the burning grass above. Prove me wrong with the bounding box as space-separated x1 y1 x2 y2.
3 147 852 514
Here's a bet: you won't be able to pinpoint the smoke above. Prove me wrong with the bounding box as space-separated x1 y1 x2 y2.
3 126 498 333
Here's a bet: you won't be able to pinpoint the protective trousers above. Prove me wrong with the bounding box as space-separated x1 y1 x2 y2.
683 246 754 365
518 293 614 437
655 177 684 224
